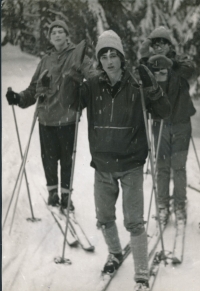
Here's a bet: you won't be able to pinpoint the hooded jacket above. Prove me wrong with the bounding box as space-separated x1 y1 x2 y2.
140 50 196 124
18 43 95 126
81 70 171 172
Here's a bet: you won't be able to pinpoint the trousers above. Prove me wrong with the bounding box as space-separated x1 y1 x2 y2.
153 120 191 208
39 123 75 192
94 166 145 235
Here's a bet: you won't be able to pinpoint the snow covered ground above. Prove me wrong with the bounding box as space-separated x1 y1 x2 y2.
2 42 200 291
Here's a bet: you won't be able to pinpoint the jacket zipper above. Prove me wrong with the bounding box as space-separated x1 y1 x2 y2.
110 98 114 122
110 87 123 122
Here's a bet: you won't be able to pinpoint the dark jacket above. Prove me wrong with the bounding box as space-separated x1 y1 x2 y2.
141 52 196 124
18 43 95 126
81 70 171 172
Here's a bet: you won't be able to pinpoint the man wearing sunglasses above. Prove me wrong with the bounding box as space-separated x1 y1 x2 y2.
140 26 196 225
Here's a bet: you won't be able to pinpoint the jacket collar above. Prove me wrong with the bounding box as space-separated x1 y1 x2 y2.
99 69 138 88
47 42 76 55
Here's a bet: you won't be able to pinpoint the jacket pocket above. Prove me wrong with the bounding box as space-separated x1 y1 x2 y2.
92 126 136 154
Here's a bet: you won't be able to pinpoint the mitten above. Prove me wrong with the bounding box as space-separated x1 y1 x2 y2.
6 88 21 105
137 65 163 100
148 54 173 69
69 65 84 83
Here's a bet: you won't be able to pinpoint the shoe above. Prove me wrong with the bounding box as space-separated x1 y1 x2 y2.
175 206 186 223
102 253 123 274
61 193 75 211
134 281 149 291
158 207 169 225
48 190 59 206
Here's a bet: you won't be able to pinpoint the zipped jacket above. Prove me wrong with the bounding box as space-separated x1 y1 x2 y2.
18 43 95 126
81 70 171 172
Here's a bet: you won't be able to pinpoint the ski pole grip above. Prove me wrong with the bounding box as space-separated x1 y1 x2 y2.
8 87 12 92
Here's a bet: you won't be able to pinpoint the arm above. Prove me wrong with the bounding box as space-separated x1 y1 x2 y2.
137 64 171 119
171 54 195 80
19 61 43 108
147 93 171 119
80 81 90 110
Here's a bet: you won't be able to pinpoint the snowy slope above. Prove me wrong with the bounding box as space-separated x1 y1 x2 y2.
2 43 200 291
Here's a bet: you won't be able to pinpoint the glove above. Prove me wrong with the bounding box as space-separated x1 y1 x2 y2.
68 65 84 83
137 65 163 100
148 54 173 69
39 69 51 87
140 39 152 58
6 89 21 105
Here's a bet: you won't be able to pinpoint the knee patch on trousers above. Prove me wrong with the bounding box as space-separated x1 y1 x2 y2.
128 223 145 237
96 220 115 230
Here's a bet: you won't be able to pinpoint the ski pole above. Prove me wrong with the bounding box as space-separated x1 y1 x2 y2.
139 83 166 262
54 86 82 265
146 119 164 233
11 102 35 220
3 89 38 228
144 114 155 178
8 99 40 234
190 135 200 175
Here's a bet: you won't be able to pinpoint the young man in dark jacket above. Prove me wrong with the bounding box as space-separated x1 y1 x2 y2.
81 30 170 291
6 20 94 210
140 26 196 225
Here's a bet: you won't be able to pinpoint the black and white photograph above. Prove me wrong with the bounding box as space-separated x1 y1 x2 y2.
1 0 200 290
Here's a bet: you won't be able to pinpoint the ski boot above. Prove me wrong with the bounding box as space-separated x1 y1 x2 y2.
134 281 149 291
102 253 123 275
48 190 59 206
175 205 187 224
158 206 169 225
61 193 75 211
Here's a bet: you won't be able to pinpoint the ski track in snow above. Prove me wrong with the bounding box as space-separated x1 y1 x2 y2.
2 43 200 291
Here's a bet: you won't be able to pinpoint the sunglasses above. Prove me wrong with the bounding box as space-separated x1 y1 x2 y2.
151 38 170 48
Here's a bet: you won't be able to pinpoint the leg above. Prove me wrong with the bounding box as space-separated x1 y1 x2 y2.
94 170 122 255
58 124 75 192
153 122 171 208
171 122 191 214
58 124 75 210
39 124 59 191
120 167 148 283
39 124 60 205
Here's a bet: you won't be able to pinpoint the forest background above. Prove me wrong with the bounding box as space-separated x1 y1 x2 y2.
1 0 200 97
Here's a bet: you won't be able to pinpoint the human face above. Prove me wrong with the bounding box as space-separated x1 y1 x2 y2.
50 27 68 51
151 38 170 55
100 49 122 77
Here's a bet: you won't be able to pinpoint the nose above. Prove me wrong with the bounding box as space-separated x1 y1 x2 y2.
107 57 112 65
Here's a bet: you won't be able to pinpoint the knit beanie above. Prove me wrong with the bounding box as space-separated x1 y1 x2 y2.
48 20 69 37
95 30 125 59
149 26 172 44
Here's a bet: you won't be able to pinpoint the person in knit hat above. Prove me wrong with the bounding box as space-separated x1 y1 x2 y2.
80 30 170 291
139 26 196 225
6 19 95 210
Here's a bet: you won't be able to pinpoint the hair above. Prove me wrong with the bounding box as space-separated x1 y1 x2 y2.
96 47 126 70
49 25 68 36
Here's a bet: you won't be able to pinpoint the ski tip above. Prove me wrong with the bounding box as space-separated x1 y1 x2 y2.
172 257 182 265
84 245 95 252
69 240 79 248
